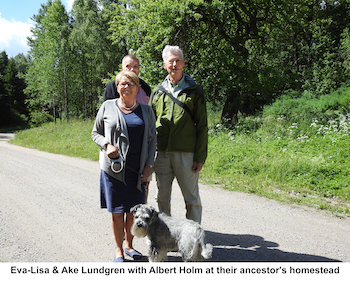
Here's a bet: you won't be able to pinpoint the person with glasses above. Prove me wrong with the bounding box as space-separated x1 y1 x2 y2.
92 71 156 262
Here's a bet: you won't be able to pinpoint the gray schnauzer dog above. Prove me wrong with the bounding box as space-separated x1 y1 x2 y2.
130 204 213 262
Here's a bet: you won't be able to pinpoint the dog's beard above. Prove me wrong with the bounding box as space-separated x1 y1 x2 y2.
131 223 147 238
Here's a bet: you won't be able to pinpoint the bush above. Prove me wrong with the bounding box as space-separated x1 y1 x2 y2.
264 87 350 120
30 110 54 127
0 108 28 129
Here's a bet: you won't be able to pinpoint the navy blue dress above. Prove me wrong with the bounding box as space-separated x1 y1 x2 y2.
100 104 146 213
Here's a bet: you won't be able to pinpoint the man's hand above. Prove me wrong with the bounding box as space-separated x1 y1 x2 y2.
192 162 204 173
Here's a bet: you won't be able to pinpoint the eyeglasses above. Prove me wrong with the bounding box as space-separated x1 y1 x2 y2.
118 83 136 88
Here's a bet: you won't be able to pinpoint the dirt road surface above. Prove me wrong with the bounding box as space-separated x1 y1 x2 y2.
1 132 350 263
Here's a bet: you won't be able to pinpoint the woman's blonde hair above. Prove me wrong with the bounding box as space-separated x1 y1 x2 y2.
115 70 140 87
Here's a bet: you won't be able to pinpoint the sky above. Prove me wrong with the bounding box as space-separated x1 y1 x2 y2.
0 0 74 57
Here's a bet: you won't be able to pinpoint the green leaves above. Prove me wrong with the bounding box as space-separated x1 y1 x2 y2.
0 51 28 127
25 0 125 120
107 0 350 124
26 0 70 115
18 0 350 126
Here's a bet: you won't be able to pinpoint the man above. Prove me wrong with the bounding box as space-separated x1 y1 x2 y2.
102 54 151 103
149 45 208 224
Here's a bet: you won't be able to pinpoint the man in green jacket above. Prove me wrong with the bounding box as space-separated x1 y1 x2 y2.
149 45 208 223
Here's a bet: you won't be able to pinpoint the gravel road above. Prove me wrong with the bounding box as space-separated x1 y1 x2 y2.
1 132 350 263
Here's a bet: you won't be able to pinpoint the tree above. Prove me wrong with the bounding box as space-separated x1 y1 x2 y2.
306 0 350 95
108 0 291 122
108 0 350 124
22 0 350 124
0 51 29 127
26 0 71 121
341 28 350 82
107 0 196 86
69 0 125 118
25 0 126 121
0 51 11 126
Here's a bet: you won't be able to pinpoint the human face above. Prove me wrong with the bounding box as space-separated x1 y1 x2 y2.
163 51 185 83
122 57 140 76
117 76 138 99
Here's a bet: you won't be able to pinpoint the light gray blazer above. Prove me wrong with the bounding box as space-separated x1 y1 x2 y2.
92 99 156 190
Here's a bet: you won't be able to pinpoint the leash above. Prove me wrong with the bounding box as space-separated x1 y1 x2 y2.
126 165 143 177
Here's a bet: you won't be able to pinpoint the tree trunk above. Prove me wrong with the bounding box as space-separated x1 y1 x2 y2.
221 89 240 125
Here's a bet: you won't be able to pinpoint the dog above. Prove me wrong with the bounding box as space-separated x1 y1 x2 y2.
130 204 213 262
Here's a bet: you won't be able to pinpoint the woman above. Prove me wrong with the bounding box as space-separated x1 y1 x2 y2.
92 71 156 262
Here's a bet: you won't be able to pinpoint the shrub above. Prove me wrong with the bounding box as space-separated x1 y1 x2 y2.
30 110 54 127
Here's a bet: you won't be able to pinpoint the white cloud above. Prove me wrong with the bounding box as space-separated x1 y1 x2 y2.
0 0 90 57
0 13 33 57
64 0 75 11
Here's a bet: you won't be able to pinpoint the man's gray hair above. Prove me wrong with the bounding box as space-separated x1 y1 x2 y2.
162 45 184 62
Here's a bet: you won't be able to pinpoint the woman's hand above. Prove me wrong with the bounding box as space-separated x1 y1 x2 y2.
141 165 152 182
106 144 120 159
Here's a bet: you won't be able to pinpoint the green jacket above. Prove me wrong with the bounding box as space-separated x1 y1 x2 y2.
150 75 208 164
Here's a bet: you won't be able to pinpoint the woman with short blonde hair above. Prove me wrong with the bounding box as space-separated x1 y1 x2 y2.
92 70 156 262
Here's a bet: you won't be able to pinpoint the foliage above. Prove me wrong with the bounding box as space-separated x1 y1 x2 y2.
0 51 29 128
26 0 71 120
341 27 350 80
3 0 350 128
108 0 289 120
30 110 54 127
68 0 125 118
107 0 350 124
263 87 350 131
24 0 125 122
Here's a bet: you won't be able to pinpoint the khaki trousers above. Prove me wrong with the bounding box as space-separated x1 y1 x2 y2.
154 151 202 223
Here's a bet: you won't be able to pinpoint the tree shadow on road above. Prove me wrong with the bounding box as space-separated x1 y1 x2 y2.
129 231 341 262
205 231 341 262
0 132 15 141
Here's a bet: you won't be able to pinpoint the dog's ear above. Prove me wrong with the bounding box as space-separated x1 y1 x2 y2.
149 205 158 220
130 204 142 214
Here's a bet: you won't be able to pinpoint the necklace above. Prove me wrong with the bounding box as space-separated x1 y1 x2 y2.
120 100 137 111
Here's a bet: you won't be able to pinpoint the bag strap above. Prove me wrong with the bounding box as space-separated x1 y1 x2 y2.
157 85 196 125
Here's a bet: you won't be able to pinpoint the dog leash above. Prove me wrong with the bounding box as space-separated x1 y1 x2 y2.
126 165 143 177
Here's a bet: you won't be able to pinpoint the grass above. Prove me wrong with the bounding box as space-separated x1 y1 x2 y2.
9 93 350 217
202 128 350 217
202 106 350 217
10 119 99 161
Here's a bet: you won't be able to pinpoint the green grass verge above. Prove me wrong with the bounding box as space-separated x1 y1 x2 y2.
202 129 350 217
10 119 99 161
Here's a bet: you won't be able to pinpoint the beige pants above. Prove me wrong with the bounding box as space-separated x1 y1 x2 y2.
154 151 202 224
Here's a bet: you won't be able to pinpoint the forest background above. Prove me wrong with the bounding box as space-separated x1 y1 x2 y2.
1 0 350 215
